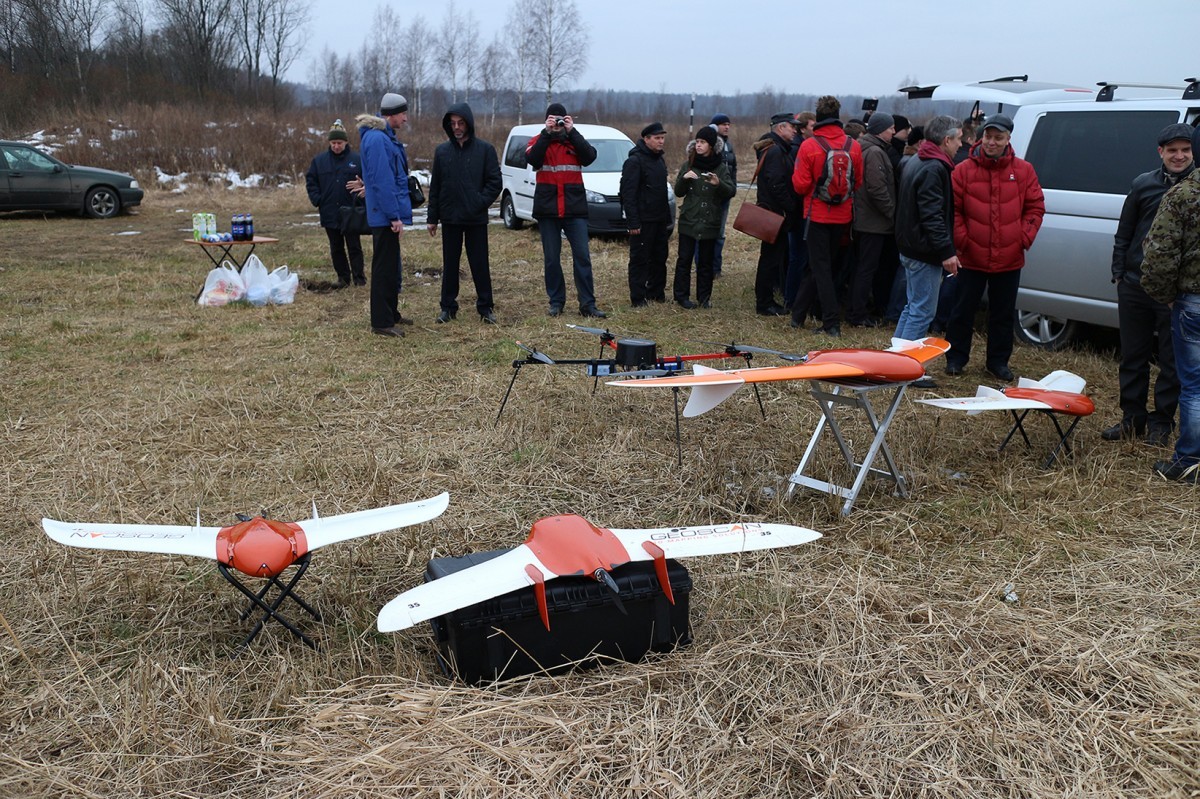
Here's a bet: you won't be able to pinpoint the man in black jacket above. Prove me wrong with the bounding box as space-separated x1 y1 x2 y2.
305 120 363 286
1103 123 1195 444
620 122 672 305
754 113 797 316
427 103 503 324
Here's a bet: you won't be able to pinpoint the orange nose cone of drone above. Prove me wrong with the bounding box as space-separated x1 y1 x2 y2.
216 518 308 578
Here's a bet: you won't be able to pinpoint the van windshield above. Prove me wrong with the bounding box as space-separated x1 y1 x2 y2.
584 139 633 172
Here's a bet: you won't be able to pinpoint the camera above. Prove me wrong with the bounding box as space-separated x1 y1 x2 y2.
554 116 566 127
861 98 878 112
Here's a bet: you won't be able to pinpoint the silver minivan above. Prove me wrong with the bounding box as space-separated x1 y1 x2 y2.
902 77 1199 348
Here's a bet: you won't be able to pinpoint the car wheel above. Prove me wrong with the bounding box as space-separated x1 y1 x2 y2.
1014 309 1077 351
84 186 120 219
501 193 523 230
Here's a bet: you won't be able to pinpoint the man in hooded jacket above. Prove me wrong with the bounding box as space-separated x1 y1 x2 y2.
427 102 502 324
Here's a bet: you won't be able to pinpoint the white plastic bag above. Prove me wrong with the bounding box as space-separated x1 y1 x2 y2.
268 265 299 305
197 261 246 306
241 254 271 306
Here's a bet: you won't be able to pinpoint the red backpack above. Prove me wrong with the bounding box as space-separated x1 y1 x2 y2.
813 136 855 206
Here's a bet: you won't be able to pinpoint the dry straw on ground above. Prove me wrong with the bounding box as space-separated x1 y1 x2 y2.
1 188 1197 798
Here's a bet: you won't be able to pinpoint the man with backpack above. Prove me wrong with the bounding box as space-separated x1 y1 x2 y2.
790 95 864 336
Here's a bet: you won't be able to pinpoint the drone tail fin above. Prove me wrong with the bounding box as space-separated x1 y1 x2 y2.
967 385 1006 415
682 364 744 417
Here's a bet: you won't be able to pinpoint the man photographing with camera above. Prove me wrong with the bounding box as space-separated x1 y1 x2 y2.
525 102 607 318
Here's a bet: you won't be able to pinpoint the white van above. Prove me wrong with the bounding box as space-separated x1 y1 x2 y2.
499 123 673 235
902 76 1199 348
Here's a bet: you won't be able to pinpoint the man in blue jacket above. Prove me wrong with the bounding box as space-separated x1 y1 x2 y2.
356 93 413 337
427 103 502 324
305 120 363 287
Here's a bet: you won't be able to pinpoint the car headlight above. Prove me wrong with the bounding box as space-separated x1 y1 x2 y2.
129 180 140 189
585 189 605 203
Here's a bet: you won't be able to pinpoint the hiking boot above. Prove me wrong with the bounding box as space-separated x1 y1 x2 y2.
945 363 964 376
548 304 563 317
1101 420 1144 441
435 310 454 324
1152 459 1199 484
480 309 497 324
986 364 1014 382
1143 425 1172 447
677 298 697 309
581 306 608 319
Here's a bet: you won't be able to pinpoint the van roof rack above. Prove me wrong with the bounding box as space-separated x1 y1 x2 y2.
1096 79 1200 102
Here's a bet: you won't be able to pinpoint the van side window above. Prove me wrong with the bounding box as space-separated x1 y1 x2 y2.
1024 110 1180 194
505 136 530 168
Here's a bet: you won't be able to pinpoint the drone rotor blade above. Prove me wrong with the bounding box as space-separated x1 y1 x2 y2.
516 341 555 364
695 340 805 362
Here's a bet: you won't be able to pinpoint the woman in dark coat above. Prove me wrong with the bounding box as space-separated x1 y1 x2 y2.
672 126 735 308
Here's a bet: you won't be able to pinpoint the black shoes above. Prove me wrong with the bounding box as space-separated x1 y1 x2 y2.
757 305 786 317
1101 420 1144 441
817 326 841 337
1144 425 1172 447
395 315 414 326
677 298 697 309
701 299 711 309
945 363 964 376
372 326 404 338
352 276 367 286
581 306 608 319
986 365 1014 382
435 309 455 324
1153 459 1198 483
911 375 937 388
480 309 497 324
548 304 563 317
849 318 880 328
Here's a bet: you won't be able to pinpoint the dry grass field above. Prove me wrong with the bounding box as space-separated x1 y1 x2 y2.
1 186 1197 798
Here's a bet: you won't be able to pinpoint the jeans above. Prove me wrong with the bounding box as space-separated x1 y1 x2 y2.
894 255 944 340
539 216 596 311
1170 294 1200 467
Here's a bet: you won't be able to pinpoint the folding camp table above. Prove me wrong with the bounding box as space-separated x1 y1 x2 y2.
786 377 912 516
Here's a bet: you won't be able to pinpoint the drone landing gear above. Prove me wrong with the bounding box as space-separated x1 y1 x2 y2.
218 554 321 651
998 409 1085 469
786 379 910 516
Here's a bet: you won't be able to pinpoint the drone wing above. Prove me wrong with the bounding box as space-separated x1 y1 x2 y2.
887 336 952 364
299 492 450 551
607 521 822 560
43 517 221 560
918 386 1051 415
377 543 553 632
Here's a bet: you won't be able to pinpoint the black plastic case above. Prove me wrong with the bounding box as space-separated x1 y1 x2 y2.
425 548 692 683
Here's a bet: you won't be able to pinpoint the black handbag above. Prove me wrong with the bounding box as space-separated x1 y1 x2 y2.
338 195 370 235
408 174 425 208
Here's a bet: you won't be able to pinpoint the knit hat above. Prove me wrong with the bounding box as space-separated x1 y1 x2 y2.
695 126 719 147
892 114 911 133
641 121 666 138
327 119 348 142
710 113 731 125
546 103 567 118
1157 122 1194 146
866 112 895 136
380 93 407 116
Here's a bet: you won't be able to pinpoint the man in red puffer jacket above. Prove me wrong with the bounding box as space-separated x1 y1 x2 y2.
944 113 1045 382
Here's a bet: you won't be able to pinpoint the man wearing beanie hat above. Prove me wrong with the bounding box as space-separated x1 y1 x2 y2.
706 114 737 275
306 119 365 287
355 92 414 337
620 121 671 305
1101 123 1195 446
943 112 1044 381
791 95 864 336
525 102 607 318
847 112 896 327
1141 123 1200 483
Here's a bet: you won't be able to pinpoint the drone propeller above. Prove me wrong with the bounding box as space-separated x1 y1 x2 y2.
515 341 555 364
593 568 628 616
566 323 616 343
616 368 673 378
696 340 806 362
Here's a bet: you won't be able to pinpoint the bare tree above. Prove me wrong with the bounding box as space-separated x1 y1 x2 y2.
152 0 236 96
477 35 508 126
502 3 538 124
435 1 462 102
398 15 432 117
360 5 401 102
457 10 480 104
263 0 308 106
523 0 588 108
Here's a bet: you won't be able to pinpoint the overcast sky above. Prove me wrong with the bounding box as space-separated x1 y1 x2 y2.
295 0 1197 98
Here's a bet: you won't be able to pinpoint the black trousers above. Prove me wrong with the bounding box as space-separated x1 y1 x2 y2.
849 231 887 324
756 235 788 312
1117 279 1178 428
945 268 1020 371
628 220 670 303
439 223 494 314
674 234 716 304
793 221 847 330
324 226 364 283
370 226 401 329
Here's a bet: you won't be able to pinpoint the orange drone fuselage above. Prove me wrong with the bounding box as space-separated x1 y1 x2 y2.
1004 388 1096 416
804 349 927 383
215 518 310 578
